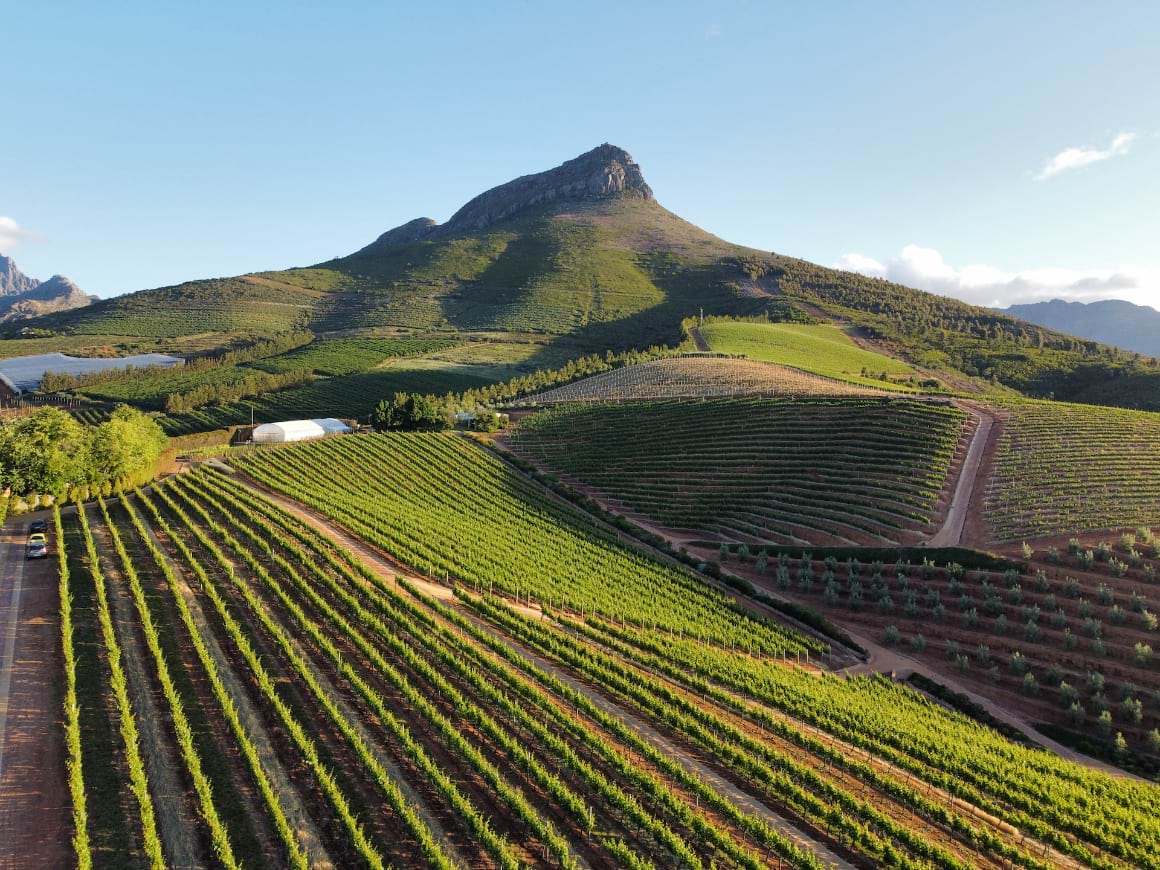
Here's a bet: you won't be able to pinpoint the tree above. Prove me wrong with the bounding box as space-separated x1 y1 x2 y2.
0 408 90 496
89 406 168 484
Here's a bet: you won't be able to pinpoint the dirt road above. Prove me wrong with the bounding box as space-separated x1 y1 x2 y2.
687 326 711 352
0 514 69 870
927 407 993 547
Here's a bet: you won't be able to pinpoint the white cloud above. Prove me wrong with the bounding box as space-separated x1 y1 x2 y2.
0 216 38 254
1035 131 1136 180
835 243 1160 310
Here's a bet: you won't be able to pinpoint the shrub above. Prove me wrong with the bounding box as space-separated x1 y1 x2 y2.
1141 610 1158 631
1134 642 1153 665
1034 569 1051 592
1097 583 1114 606
1060 682 1079 706
1024 619 1041 642
1009 651 1028 674
945 640 960 661
1114 732 1128 756
975 644 991 665
1022 672 1038 695
1087 670 1106 694
1097 710 1113 738
882 625 900 646
1068 702 1086 725
1044 663 1063 686
1063 576 1081 598
909 634 926 653
1063 628 1078 650
1148 729 1160 754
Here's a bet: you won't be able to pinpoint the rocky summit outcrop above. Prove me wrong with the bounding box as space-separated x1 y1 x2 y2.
0 254 41 296
442 143 653 233
0 258 93 322
364 144 654 250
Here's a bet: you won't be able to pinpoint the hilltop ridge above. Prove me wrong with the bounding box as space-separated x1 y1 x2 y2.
356 143 654 253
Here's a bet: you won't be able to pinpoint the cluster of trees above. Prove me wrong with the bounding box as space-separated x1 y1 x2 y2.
370 392 447 431
369 392 505 433
40 331 314 394
164 368 313 413
0 405 168 497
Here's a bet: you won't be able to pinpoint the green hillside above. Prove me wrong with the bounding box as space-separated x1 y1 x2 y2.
698 319 921 390
14 143 1160 416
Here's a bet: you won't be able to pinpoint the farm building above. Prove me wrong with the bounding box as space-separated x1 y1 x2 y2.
251 418 352 444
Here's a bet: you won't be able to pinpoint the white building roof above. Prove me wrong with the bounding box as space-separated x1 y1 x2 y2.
252 417 352 443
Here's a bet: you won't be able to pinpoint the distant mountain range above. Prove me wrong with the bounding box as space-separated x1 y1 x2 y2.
1004 299 1160 358
0 255 93 324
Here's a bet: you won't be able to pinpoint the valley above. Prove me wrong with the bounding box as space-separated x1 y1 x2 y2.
2 143 1158 869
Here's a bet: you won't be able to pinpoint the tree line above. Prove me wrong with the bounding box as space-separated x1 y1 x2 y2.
0 405 168 498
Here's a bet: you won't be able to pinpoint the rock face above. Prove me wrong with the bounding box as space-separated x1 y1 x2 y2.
443 143 653 233
0 257 94 323
0 255 40 296
363 144 654 249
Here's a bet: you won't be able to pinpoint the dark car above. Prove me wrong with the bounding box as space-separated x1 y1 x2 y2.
29 519 48 534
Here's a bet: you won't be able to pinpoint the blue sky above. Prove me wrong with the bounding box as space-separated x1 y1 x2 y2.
4 1 1159 308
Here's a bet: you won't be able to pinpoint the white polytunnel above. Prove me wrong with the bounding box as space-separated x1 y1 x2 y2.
251 418 352 444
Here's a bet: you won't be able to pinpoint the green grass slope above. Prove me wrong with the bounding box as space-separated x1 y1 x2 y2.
698 320 921 390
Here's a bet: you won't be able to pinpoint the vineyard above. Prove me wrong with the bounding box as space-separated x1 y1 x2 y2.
505 399 969 546
522 356 892 405
15 426 1155 869
985 400 1160 541
248 337 462 376
156 366 499 435
710 540 1160 762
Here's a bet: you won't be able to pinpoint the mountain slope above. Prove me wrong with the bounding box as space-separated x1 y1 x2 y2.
0 256 93 323
1005 298 1160 357
16 143 1160 409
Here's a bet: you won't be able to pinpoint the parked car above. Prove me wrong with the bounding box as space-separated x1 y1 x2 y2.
27 532 48 560
29 519 48 534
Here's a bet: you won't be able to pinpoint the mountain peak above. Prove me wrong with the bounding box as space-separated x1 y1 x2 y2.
444 143 653 233
359 144 655 252
0 254 41 297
